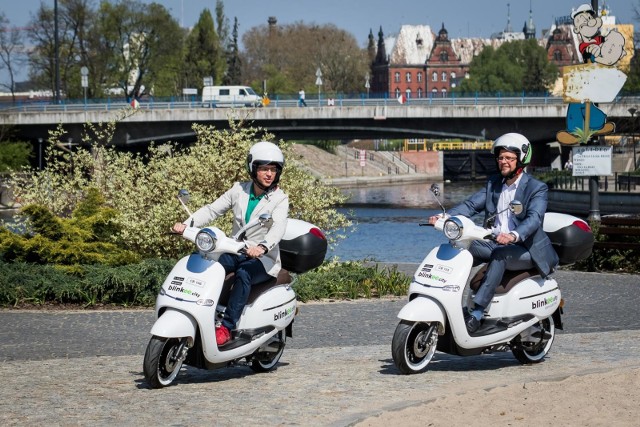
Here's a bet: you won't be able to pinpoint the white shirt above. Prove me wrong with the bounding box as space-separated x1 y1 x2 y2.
493 174 523 240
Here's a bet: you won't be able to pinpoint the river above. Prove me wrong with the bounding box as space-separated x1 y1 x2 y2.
328 181 482 263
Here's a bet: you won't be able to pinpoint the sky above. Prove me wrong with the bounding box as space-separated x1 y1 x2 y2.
1 0 638 83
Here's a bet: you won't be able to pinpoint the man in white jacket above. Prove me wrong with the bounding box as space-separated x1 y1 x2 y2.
172 141 289 345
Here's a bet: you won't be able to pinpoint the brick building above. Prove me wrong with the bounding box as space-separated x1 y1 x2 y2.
370 4 634 99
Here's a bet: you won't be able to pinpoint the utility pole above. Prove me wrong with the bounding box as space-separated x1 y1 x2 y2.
54 0 61 103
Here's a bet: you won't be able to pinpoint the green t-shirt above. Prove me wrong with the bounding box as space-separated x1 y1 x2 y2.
245 186 265 224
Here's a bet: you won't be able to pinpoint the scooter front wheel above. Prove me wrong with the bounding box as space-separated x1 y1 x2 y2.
392 321 438 375
143 336 187 388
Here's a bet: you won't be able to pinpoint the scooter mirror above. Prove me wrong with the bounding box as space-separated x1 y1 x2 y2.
509 200 523 215
258 213 273 228
430 183 440 197
177 189 190 205
177 189 193 218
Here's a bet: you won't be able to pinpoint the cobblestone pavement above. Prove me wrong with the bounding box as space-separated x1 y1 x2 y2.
1 331 639 426
0 269 638 426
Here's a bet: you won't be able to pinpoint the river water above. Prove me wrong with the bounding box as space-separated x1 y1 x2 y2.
328 181 482 263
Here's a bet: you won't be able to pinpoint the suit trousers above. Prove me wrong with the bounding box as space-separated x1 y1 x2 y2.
468 240 534 309
218 253 272 330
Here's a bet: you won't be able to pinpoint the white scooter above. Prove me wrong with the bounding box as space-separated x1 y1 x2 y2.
143 190 327 388
392 184 594 374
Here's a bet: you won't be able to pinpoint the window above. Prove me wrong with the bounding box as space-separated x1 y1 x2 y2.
417 72 423 82
417 88 423 98
553 50 562 61
406 72 411 83
441 72 447 82
220 89 230 95
432 72 437 81
394 72 400 83
440 51 448 61
450 72 456 80
394 88 401 97
441 88 447 96
405 88 411 99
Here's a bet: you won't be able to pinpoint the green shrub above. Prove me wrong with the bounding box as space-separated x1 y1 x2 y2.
0 188 139 266
0 258 173 307
292 259 410 302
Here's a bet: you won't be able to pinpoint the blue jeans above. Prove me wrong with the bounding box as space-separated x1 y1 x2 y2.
468 240 534 309
217 253 271 330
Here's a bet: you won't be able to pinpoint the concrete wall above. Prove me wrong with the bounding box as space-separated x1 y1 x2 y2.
401 151 442 175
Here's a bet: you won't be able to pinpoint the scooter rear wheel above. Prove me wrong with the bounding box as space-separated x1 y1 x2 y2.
250 331 286 372
143 336 186 388
392 321 438 374
511 317 555 364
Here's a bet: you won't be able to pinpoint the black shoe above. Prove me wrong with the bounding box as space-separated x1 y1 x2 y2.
466 316 481 333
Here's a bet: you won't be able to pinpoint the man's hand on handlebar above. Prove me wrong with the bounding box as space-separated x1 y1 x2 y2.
428 214 443 225
495 232 517 245
171 223 187 234
245 244 266 258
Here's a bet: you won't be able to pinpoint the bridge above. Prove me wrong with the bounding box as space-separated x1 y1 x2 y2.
1 96 638 147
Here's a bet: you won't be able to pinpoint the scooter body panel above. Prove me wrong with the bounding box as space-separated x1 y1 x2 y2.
487 276 561 320
153 252 295 363
403 243 558 351
397 296 445 326
150 308 197 339
237 285 297 330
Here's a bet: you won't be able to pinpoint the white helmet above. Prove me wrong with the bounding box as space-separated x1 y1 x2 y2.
246 141 285 190
492 133 532 166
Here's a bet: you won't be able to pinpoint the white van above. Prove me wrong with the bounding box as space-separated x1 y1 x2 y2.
201 86 262 108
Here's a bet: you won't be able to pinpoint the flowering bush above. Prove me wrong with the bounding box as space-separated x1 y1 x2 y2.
8 112 350 260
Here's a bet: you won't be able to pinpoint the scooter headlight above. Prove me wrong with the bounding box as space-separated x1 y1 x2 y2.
443 217 463 240
195 228 217 253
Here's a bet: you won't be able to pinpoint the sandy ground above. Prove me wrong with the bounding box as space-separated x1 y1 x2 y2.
356 367 640 426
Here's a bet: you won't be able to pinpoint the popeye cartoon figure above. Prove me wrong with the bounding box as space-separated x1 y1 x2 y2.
556 3 627 145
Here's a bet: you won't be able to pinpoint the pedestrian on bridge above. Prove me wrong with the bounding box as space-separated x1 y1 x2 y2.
298 89 308 107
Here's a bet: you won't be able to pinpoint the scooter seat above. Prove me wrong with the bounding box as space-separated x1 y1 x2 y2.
218 269 293 306
469 266 540 295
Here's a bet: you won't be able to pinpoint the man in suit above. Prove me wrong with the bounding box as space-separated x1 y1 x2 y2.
172 141 289 345
429 133 559 333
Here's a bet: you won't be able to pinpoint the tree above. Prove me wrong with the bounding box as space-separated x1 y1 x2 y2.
0 12 26 102
95 0 183 100
622 2 640 92
182 9 226 89
457 39 558 94
242 22 368 95
224 17 242 85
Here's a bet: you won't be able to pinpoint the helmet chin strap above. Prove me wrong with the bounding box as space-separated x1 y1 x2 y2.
504 166 524 181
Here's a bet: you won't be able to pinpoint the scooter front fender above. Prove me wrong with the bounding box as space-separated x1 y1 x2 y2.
150 308 197 339
397 297 445 327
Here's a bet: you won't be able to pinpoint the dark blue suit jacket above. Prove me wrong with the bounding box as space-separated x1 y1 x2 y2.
448 173 559 277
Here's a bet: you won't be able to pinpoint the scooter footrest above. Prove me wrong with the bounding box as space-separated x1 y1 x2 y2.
236 326 276 341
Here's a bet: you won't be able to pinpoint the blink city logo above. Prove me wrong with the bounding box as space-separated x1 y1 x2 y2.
532 295 558 310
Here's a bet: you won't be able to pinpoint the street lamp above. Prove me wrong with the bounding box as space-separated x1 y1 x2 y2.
629 107 637 170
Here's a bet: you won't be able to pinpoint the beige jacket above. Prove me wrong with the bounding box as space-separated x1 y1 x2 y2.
187 182 289 277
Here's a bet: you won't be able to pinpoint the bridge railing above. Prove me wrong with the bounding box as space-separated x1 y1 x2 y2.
0 95 581 113
3 93 640 114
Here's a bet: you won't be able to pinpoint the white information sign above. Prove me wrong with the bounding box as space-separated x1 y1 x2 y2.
572 146 613 177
